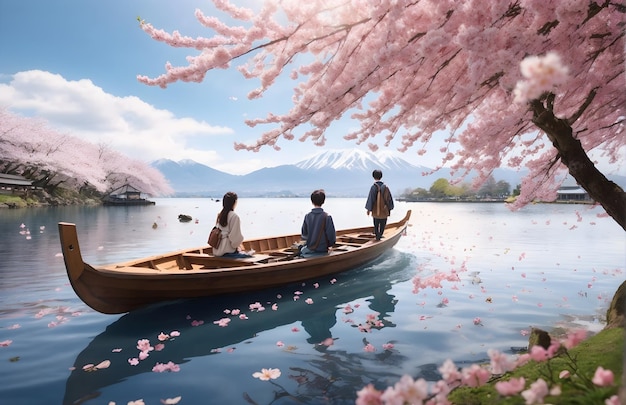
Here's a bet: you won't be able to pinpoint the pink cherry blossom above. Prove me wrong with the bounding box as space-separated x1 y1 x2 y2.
320 338 334 347
438 359 462 384
358 323 371 333
495 377 526 396
152 361 180 372
363 343 376 352
0 340 12 347
592 366 614 387
160 396 182 405
382 343 394 350
137 339 153 352
529 345 550 362
605 395 620 405
514 52 569 103
521 378 549 404
128 358 139 366
0 110 173 197
213 318 231 327
252 368 281 381
488 349 517 375
461 364 491 387
249 302 264 311
355 384 382 405
381 375 429 404
82 360 110 372
276 341 284 347
562 329 586 349
139 0 626 230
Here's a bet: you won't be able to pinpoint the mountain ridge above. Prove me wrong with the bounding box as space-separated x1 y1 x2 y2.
151 149 535 197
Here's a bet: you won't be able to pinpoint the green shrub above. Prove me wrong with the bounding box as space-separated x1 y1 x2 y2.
448 327 623 404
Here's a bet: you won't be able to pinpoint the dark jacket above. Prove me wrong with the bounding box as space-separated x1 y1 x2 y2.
301 208 336 252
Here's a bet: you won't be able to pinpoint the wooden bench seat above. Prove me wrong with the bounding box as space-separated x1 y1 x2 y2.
181 253 275 270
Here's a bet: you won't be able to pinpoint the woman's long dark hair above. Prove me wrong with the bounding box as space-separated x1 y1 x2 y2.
218 191 238 227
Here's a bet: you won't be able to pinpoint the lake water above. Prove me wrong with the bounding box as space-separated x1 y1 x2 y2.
0 198 624 405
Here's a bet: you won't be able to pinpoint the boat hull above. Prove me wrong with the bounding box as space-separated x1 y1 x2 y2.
59 211 411 314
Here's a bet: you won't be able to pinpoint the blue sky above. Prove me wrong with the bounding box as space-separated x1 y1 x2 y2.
1 0 424 175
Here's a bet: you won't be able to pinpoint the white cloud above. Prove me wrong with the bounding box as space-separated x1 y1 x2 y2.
0 70 234 167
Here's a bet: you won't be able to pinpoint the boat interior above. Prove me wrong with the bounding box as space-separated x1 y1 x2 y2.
125 232 379 272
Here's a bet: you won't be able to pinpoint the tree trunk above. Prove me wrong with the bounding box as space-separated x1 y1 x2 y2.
531 105 626 231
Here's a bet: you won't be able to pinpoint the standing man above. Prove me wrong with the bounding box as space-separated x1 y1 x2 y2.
365 169 394 240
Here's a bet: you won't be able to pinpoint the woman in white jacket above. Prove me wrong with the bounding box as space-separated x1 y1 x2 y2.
211 192 251 258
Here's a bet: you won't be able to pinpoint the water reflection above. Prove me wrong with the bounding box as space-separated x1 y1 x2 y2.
63 251 415 405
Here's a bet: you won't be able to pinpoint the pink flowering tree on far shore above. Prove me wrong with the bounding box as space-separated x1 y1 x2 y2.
138 0 625 230
0 109 173 196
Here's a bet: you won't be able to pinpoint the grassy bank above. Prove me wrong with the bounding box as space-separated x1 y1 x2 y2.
448 327 623 404
0 189 100 207
0 194 36 207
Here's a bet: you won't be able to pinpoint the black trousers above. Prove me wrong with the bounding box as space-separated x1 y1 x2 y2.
373 217 387 240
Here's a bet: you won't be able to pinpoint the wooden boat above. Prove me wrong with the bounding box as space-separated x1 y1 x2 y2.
58 210 411 314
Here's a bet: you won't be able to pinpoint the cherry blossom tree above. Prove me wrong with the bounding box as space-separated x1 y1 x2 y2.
0 109 173 197
138 0 625 229
96 143 174 197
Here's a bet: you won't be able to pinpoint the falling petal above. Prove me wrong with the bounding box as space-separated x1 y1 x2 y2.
95 360 111 369
160 397 182 405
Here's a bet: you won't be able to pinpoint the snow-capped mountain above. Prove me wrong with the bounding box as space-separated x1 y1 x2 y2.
153 149 527 197
295 149 427 172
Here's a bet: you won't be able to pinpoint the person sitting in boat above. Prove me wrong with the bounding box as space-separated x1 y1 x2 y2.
212 191 252 258
300 189 336 257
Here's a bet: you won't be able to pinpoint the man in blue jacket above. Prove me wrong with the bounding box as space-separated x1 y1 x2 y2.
300 189 336 256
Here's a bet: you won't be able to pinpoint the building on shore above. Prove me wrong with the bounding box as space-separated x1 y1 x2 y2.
556 185 591 202
102 184 155 206
0 173 35 195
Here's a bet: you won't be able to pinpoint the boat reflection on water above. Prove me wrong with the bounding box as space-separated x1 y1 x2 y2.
64 250 416 404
